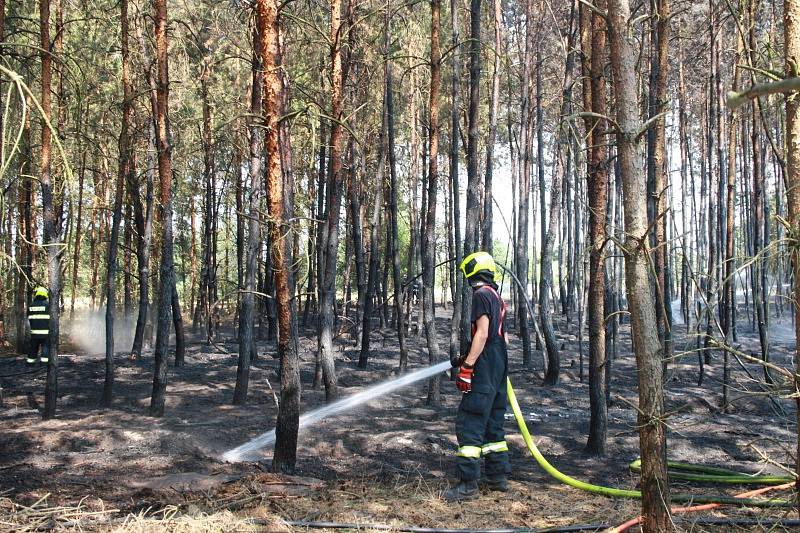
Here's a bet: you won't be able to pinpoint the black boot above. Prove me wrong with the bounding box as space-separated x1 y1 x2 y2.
443 480 479 502
483 474 508 492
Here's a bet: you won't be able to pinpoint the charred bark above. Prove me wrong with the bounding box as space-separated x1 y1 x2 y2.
234 23 264 405
607 0 671 527
149 0 176 418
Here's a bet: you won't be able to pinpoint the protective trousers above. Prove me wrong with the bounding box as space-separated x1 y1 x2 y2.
27 338 50 364
455 337 510 481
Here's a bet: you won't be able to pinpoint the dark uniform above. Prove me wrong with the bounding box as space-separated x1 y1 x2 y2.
27 295 50 364
455 283 510 482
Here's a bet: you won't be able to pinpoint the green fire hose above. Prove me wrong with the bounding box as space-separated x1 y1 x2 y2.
628 459 793 485
505 378 795 507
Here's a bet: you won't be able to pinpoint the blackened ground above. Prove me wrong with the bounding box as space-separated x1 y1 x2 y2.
0 307 797 531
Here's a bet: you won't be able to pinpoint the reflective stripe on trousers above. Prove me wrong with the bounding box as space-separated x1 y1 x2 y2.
481 441 508 454
457 445 482 458
457 441 508 458
30 329 49 335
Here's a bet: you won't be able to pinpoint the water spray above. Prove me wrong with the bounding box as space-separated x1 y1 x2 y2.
222 259 521 462
222 360 451 462
222 260 527 463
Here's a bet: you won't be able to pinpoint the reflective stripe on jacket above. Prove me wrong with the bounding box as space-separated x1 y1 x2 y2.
28 298 50 338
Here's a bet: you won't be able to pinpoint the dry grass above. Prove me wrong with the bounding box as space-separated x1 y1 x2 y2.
2 482 799 532
0 493 287 532
109 508 271 533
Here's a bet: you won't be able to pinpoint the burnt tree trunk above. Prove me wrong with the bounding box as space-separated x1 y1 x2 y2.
650 0 671 360
723 27 742 408
423 0 442 404
459 0 482 353
748 0 771 382
358 49 388 369
256 0 300 472
448 0 464 372
69 153 85 319
481 0 502 253
193 72 217 342
386 42 409 372
40 0 62 420
16 105 33 355
103 0 134 406
317 0 346 402
149 0 176 418
783 0 800 515
516 0 534 368
584 0 609 456
607 0 671 527
234 23 264 405
541 4 577 385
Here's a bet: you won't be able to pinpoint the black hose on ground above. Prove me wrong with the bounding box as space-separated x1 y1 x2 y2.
682 517 800 528
274 520 610 532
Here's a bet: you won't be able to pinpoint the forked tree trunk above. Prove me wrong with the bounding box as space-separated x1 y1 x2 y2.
130 22 160 360
234 23 263 405
312 86 327 331
606 0 671 528
540 153 562 386
358 59 387 369
193 72 217 341
149 0 176 418
317 0 346 402
131 121 155 359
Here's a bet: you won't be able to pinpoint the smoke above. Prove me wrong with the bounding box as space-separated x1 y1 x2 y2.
66 310 137 355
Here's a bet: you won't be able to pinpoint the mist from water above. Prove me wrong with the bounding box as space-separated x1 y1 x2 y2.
67 310 137 355
670 297 796 346
222 360 451 462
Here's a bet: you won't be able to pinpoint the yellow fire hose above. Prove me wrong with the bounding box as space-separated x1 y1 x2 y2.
505 378 795 507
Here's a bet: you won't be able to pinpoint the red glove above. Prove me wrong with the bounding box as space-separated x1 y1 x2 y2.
456 364 474 393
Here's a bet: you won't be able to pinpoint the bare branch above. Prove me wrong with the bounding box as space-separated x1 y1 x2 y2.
727 77 800 109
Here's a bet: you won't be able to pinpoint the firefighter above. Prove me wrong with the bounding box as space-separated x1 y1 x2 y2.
26 286 51 365
444 251 510 502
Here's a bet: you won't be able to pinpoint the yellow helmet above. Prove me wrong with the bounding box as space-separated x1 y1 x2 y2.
460 251 500 282
33 286 49 299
